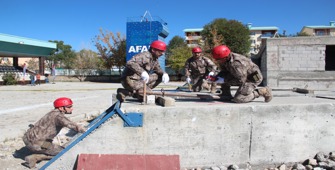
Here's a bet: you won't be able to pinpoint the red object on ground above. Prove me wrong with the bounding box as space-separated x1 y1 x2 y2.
206 75 218 82
76 154 180 170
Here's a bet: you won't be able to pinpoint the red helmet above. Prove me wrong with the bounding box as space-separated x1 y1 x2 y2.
54 97 73 108
150 40 166 51
212 45 231 60
192 47 202 53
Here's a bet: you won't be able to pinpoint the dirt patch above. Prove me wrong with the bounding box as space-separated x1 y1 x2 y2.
0 137 31 169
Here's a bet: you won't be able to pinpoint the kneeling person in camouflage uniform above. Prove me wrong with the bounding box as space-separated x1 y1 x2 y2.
117 40 170 102
184 47 218 93
22 97 86 168
212 45 272 103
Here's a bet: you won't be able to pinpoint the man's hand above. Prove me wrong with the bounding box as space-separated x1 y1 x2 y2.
206 75 217 82
162 73 169 84
186 77 191 84
141 71 149 83
77 125 86 133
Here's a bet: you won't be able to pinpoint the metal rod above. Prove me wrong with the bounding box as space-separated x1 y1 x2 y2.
143 81 147 104
138 90 221 99
316 95 335 100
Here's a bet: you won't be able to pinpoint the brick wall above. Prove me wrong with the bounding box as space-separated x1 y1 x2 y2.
261 36 335 90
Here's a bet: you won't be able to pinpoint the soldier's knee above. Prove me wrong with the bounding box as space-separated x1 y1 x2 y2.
232 97 245 103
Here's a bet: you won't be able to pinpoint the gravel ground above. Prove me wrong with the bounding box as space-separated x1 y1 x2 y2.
0 82 122 169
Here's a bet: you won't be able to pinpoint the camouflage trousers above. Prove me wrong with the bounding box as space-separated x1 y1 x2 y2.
192 75 217 93
23 134 64 156
121 73 162 93
221 79 261 103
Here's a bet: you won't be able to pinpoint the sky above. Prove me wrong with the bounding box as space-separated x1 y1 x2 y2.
1 0 334 52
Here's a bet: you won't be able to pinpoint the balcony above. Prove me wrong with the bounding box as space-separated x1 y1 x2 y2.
185 36 202 40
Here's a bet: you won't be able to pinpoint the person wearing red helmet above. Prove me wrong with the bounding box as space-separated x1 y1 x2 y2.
22 97 86 168
212 45 272 103
117 40 170 102
184 47 218 93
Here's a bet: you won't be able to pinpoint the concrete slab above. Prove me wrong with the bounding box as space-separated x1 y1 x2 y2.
1 81 335 169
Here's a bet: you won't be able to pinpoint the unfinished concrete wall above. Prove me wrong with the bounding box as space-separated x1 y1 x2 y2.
47 100 335 169
261 36 335 90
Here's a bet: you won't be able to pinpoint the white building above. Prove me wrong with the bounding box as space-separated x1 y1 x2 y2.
247 23 279 54
183 23 279 55
183 28 204 48
300 21 335 36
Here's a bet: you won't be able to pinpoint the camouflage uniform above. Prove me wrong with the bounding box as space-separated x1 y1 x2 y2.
23 109 83 156
121 51 164 93
184 56 217 92
218 53 263 103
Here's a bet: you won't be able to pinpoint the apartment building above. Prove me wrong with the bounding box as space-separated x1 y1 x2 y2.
183 23 279 55
247 23 279 54
183 28 204 48
300 21 335 36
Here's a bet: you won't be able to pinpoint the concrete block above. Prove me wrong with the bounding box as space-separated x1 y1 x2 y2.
156 96 175 107
111 93 117 104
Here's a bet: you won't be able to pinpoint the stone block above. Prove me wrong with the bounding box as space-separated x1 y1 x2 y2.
156 96 175 107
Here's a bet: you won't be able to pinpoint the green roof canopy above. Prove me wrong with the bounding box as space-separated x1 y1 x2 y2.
0 33 56 57
183 28 203 32
249 26 279 31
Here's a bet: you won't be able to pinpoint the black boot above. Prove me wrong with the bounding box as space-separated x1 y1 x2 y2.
219 84 233 101
116 88 132 102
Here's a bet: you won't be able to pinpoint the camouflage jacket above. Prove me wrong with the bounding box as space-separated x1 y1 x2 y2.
121 51 164 80
219 53 262 84
24 109 81 142
184 56 217 78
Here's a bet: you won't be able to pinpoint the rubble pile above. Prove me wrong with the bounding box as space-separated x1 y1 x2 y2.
183 151 335 170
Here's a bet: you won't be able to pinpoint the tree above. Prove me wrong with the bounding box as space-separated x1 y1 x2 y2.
0 57 12 66
47 40 76 69
110 38 126 75
94 29 126 75
202 18 251 55
26 58 39 72
201 27 223 59
166 46 191 76
278 30 287 37
166 36 187 59
2 73 18 85
72 49 104 81
165 36 190 79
